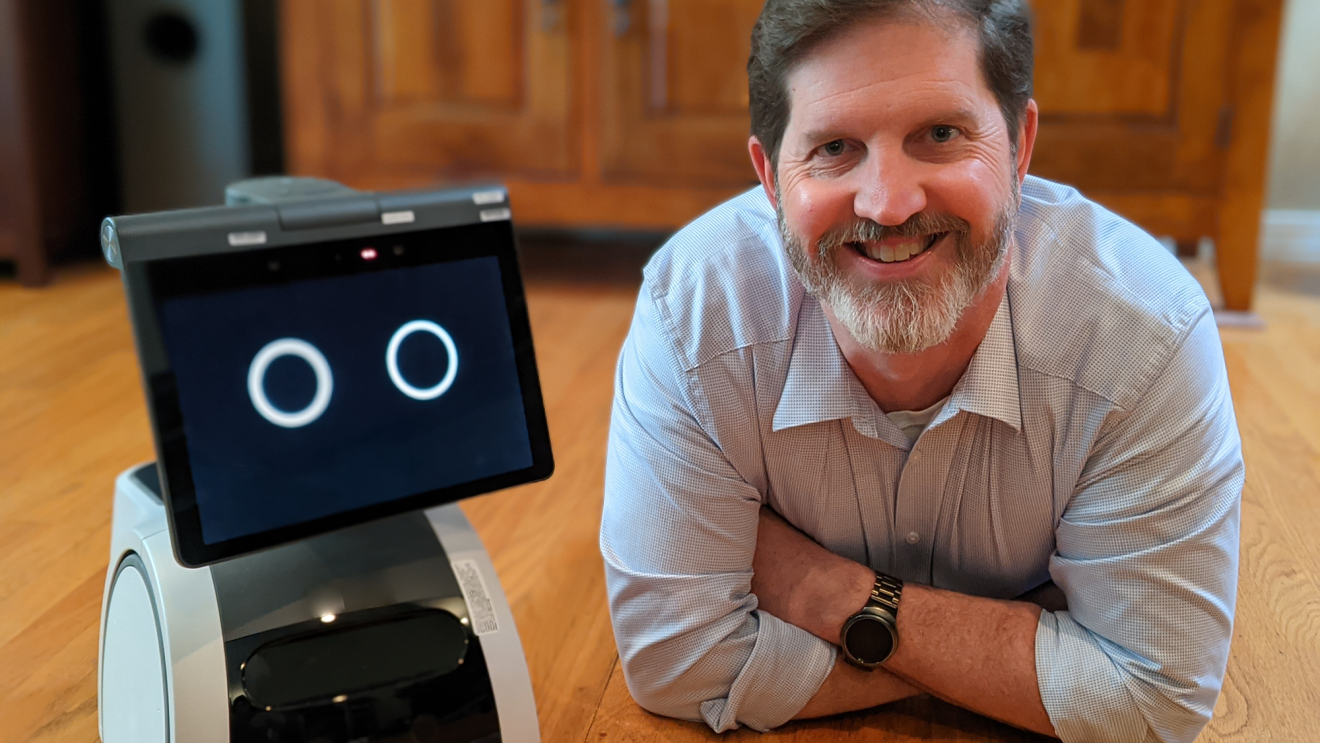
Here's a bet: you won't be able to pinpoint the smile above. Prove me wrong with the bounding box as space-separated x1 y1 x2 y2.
849 232 945 264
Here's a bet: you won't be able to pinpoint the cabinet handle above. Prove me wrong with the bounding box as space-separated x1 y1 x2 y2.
541 0 562 32
610 0 631 36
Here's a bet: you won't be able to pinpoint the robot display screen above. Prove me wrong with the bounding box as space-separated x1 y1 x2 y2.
144 222 552 565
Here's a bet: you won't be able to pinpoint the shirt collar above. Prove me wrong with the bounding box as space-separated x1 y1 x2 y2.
938 289 1023 432
772 288 1022 438
772 296 884 437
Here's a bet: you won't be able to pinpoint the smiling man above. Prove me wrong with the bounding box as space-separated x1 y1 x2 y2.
600 2 1243 742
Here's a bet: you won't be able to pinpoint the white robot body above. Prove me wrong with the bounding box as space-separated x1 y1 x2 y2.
98 464 539 743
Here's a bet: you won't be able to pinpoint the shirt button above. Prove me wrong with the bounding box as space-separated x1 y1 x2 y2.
905 532 920 544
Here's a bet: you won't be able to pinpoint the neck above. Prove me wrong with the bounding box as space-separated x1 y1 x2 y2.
825 260 1010 413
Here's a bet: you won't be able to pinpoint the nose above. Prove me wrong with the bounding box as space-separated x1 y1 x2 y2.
852 148 927 227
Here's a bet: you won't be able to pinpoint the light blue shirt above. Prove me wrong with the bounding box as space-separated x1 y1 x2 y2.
601 177 1243 743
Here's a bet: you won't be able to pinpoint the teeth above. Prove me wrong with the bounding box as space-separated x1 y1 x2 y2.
863 235 933 263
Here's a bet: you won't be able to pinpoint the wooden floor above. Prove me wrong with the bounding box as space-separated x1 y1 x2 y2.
1 251 1318 742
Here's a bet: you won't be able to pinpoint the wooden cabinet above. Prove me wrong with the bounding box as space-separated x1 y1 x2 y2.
598 0 763 185
281 0 1283 310
1027 0 1284 310
282 0 576 182
282 0 759 228
0 0 46 286
0 0 112 287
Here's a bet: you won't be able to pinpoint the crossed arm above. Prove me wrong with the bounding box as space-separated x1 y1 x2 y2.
751 507 1057 736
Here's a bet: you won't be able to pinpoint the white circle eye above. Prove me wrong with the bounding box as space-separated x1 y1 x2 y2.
247 338 334 428
386 320 459 401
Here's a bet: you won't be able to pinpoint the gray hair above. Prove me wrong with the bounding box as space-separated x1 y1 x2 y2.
748 0 1034 168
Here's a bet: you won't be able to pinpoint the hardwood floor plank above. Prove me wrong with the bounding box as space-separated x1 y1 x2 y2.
0 571 103 743
1206 278 1320 739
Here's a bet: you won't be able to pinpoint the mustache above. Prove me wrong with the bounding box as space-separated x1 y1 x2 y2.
817 212 971 252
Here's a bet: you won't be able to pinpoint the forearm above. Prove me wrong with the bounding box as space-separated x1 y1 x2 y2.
753 510 1056 736
754 510 922 719
783 567 1053 734
886 583 1054 736
793 655 922 719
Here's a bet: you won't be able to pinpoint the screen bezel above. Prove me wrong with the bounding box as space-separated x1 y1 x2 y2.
138 221 553 566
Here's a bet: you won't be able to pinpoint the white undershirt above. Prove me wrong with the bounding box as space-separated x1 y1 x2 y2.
885 396 950 444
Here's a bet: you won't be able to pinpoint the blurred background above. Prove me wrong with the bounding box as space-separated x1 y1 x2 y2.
4 6 1320 740
0 0 1314 311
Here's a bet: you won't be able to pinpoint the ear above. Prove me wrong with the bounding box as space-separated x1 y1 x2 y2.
1014 99 1039 188
749 136 778 209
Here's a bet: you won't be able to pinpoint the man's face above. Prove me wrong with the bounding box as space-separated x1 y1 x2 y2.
767 16 1027 355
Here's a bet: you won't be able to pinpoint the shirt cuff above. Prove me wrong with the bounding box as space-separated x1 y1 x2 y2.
1036 610 1151 743
700 610 837 732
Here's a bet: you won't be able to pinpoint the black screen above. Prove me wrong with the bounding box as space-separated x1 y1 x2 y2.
140 222 552 564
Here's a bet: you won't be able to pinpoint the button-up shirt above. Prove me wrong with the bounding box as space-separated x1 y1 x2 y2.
601 177 1243 743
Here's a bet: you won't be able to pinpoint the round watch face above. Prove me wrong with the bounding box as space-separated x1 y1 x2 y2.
845 615 896 665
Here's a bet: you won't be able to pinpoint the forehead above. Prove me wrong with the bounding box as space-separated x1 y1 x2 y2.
783 17 993 133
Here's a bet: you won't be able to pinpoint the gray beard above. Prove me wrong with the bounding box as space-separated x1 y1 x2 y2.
778 192 1017 355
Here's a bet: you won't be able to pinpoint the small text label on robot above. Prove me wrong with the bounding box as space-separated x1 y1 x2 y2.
451 558 500 635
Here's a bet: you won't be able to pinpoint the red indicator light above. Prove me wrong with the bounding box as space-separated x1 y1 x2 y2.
360 247 378 260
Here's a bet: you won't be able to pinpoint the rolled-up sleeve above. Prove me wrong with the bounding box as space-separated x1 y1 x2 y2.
1039 310 1244 743
601 291 836 732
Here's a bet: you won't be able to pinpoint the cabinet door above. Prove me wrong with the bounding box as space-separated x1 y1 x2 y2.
598 0 763 186
1027 0 1234 239
283 0 575 185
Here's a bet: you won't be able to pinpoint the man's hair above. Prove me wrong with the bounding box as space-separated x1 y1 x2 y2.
748 0 1034 168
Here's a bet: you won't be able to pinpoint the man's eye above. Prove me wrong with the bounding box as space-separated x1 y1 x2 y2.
821 140 847 156
931 125 958 143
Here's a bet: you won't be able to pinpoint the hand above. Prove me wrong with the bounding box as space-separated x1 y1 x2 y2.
750 507 875 644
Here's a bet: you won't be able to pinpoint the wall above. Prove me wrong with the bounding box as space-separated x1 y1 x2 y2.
1262 0 1320 260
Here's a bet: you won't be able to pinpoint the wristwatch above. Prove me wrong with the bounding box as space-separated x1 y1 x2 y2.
840 571 904 669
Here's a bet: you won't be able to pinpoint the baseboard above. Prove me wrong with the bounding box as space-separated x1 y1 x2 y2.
1261 209 1320 263
1214 309 1266 330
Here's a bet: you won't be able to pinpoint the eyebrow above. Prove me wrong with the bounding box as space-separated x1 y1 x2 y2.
915 107 981 129
797 106 983 145
797 127 851 145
